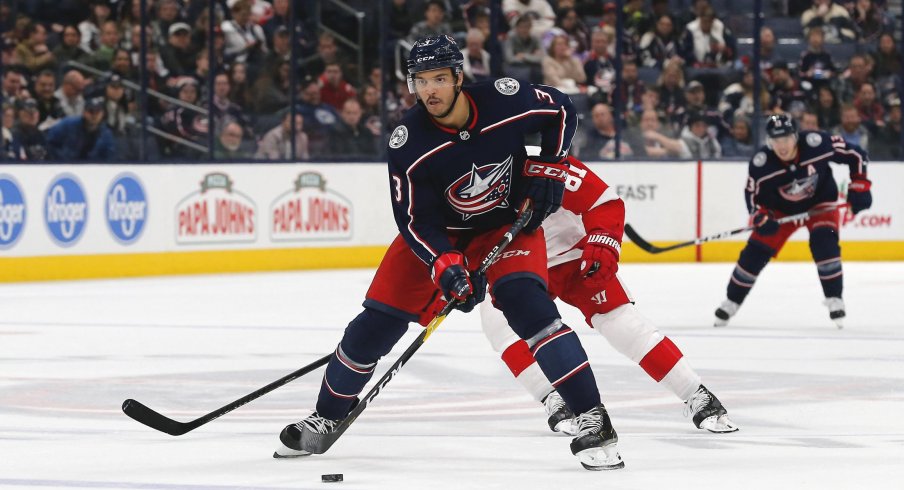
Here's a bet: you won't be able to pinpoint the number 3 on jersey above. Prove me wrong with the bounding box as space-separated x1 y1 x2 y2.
392 175 403 202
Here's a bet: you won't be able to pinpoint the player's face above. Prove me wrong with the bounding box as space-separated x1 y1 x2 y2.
770 134 796 160
413 68 458 117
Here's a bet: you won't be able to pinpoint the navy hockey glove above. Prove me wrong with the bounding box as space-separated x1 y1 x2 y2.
847 176 872 215
580 231 621 287
752 208 779 236
521 155 569 232
431 252 483 313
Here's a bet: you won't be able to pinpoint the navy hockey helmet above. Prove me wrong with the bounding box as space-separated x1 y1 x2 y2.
406 35 464 94
765 114 797 139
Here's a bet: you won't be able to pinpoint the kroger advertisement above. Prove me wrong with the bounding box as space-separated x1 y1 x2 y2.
0 161 900 263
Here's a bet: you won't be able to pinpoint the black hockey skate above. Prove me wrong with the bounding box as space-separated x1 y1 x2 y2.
684 385 738 433
569 404 625 470
273 412 341 458
543 390 577 435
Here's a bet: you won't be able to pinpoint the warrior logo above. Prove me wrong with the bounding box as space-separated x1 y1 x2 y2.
445 155 513 219
779 173 819 202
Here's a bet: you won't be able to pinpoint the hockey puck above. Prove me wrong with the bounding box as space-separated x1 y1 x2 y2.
321 474 343 483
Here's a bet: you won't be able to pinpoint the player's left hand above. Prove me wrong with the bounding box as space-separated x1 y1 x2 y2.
580 231 621 286
455 271 487 313
521 155 569 232
847 175 872 215
752 208 779 236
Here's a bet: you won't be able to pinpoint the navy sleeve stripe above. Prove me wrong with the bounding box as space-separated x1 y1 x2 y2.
834 147 865 175
799 150 834 167
405 140 456 262
480 109 560 134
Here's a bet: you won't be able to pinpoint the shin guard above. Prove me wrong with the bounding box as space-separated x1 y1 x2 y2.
529 321 600 414
727 240 774 304
810 227 842 299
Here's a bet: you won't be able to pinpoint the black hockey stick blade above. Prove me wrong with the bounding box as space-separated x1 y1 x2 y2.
123 353 331 436
623 223 666 253
299 204 534 455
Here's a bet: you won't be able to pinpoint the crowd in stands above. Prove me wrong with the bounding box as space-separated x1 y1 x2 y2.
1 0 901 162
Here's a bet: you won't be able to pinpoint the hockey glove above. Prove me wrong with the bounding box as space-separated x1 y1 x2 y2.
431 252 482 313
752 208 779 236
580 231 621 287
521 155 569 232
847 175 872 215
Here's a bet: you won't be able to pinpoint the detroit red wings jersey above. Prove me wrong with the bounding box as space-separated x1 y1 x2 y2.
544 156 624 267
387 78 578 266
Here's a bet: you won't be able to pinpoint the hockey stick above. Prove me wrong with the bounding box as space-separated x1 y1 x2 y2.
299 203 534 455
122 353 331 436
625 202 850 254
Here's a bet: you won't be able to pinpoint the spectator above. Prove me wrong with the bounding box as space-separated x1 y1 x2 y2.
46 97 116 160
833 103 869 150
836 53 871 103
555 7 590 58
304 32 353 82
55 69 86 117
579 103 633 159
389 0 415 40
801 0 856 43
298 76 340 156
159 77 205 157
100 74 132 136
262 0 289 48
504 15 543 83
215 120 249 159
263 25 291 75
160 22 196 77
79 0 113 53
228 62 253 111
719 66 769 124
211 72 251 138
222 0 268 65
502 0 555 39
407 0 452 45
32 70 64 127
871 33 901 80
330 98 376 158
542 34 586 93
681 6 735 68
52 25 91 75
813 85 842 130
758 26 777 75
89 20 122 71
252 60 291 114
255 111 309 160
853 81 884 132
1 69 26 106
583 26 616 103
656 58 686 123
10 98 48 160
720 117 754 157
870 95 901 160
152 0 183 49
319 62 357 111
850 0 886 43
798 27 837 91
617 60 646 116
680 111 721 159
1 103 15 159
639 14 681 69
627 108 691 159
799 111 822 131
461 28 492 83
768 61 807 114
15 21 55 74
111 48 135 80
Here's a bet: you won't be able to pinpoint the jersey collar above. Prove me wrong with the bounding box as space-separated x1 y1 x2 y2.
428 91 479 136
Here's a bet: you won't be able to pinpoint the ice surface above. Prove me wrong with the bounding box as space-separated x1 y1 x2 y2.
1 262 902 489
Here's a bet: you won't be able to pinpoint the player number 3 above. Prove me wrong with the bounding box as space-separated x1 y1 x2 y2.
392 175 403 202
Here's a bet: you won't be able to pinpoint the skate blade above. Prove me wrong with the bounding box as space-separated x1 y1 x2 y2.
577 443 625 470
699 414 739 433
273 446 312 459
552 419 578 436
713 318 729 328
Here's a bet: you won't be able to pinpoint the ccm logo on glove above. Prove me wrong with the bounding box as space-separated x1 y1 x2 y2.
523 162 569 182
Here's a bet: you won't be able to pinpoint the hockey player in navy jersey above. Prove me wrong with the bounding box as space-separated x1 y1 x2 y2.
274 35 624 470
713 114 873 328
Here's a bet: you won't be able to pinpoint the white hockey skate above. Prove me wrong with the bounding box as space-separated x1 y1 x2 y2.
713 299 740 327
684 385 739 433
543 390 577 436
824 297 845 329
273 412 340 458
569 404 625 470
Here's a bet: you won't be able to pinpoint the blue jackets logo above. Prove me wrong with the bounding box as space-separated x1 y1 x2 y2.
0 175 27 249
44 174 88 247
106 173 148 244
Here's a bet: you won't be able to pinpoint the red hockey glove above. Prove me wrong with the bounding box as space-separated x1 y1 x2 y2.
752 208 779 236
847 175 872 215
579 231 621 287
521 155 569 232
430 252 483 313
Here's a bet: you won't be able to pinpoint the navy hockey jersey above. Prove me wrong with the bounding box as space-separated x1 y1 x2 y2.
387 78 578 265
745 131 867 215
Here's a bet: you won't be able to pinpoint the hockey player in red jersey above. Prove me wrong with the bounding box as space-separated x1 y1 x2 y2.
713 114 872 328
274 35 624 470
480 148 738 434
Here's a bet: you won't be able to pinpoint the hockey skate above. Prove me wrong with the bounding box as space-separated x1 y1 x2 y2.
273 412 340 458
684 385 738 433
713 299 740 327
569 404 625 470
543 390 577 436
824 297 845 329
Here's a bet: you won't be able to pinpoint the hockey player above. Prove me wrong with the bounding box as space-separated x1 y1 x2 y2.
275 35 624 470
714 114 872 328
481 148 738 435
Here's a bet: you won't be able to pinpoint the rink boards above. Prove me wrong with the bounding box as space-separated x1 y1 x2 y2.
0 161 901 282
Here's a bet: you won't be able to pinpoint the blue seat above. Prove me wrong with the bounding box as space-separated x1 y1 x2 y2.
774 40 805 67
765 17 803 38
637 66 661 86
824 43 859 68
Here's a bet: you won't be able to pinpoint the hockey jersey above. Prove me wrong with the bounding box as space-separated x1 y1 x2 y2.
387 78 578 265
745 131 867 216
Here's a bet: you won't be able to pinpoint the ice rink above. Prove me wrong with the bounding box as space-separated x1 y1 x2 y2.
2 261 903 489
